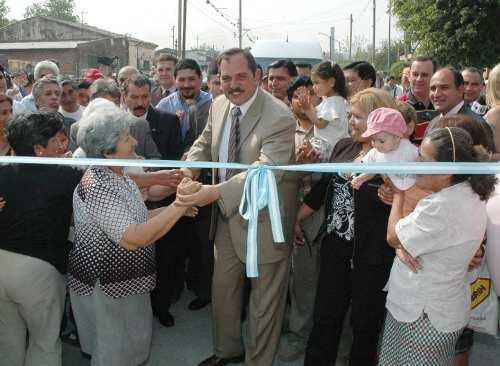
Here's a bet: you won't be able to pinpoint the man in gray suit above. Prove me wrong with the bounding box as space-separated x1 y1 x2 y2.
178 48 299 366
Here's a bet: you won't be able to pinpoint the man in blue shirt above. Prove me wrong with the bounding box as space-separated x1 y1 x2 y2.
156 58 214 313
156 58 212 150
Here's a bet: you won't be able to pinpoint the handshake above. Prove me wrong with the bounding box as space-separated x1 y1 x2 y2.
163 168 220 209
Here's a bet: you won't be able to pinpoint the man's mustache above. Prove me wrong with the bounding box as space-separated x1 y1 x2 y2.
229 87 244 94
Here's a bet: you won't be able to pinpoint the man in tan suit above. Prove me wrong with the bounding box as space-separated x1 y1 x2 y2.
177 48 298 366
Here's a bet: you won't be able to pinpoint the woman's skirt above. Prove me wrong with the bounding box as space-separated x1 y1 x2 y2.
378 311 462 366
70 281 153 366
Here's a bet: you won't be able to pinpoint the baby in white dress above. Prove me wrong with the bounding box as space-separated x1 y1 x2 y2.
351 107 418 191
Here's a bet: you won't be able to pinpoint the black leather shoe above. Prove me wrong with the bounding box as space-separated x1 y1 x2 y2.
188 297 211 311
158 312 174 327
198 354 245 366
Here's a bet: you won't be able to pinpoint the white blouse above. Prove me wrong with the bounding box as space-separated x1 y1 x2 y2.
486 178 500 296
386 182 487 332
314 95 349 156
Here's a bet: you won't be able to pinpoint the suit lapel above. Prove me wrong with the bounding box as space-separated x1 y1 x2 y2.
212 99 231 161
238 89 264 148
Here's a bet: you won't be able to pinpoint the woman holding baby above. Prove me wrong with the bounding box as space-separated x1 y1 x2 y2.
298 87 399 366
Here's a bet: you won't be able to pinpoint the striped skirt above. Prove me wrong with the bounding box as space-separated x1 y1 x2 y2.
378 311 462 366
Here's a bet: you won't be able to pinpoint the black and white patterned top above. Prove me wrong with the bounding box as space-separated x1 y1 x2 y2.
68 166 156 298
325 174 354 240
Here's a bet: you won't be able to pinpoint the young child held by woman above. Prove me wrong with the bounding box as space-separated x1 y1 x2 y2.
298 61 349 160
351 107 418 190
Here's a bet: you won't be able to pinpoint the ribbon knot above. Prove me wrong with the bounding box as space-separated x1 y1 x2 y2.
239 166 285 277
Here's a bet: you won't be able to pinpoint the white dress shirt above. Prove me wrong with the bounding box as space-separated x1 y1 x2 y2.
218 87 259 182
442 100 465 117
386 182 487 332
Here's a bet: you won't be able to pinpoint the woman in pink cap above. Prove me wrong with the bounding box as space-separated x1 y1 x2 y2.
351 107 418 190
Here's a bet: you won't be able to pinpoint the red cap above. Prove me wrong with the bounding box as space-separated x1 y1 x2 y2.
362 107 407 138
83 68 104 82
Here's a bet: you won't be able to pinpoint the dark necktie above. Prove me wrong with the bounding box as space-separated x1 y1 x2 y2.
226 106 242 179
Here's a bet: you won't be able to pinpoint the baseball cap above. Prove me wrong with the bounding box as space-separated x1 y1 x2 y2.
362 107 407 138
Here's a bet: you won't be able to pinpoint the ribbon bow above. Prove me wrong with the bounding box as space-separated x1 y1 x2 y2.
239 166 285 277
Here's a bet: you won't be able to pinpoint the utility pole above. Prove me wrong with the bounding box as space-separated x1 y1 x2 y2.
238 0 242 48
172 26 175 52
182 0 187 58
349 14 353 61
177 0 183 58
197 35 199 49
330 27 335 61
372 0 376 65
387 1 391 73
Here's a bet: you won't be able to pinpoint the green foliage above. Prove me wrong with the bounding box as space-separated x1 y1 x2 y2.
393 0 500 68
0 0 10 28
390 60 410 82
24 0 78 22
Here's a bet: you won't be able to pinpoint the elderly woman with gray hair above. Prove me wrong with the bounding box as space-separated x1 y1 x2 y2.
32 76 61 113
68 104 198 365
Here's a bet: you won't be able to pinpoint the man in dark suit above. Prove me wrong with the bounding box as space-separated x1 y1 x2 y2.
123 74 184 327
123 74 183 160
426 67 494 147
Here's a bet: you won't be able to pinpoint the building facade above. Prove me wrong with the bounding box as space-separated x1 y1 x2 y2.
0 16 157 76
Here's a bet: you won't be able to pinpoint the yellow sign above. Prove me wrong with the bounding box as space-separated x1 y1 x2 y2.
470 277 491 310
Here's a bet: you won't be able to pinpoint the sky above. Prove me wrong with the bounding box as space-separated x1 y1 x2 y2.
7 0 399 53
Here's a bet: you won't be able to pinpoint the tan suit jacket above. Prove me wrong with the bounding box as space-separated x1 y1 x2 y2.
187 88 299 264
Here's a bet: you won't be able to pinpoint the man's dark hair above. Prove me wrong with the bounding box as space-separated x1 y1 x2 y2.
217 48 257 75
207 60 219 78
60 79 77 89
155 53 178 66
462 66 484 85
267 59 298 78
287 76 313 100
123 74 152 95
6 112 63 156
174 59 202 78
439 66 464 88
295 63 312 69
414 56 438 73
78 80 93 89
312 61 348 99
343 61 376 87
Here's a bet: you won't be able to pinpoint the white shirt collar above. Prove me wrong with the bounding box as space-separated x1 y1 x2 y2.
229 87 259 120
128 109 148 120
443 101 464 117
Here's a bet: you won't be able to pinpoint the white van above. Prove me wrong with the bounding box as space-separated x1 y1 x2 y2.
250 40 324 70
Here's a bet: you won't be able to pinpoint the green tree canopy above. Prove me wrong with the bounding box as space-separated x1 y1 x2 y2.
24 0 78 22
0 0 10 28
392 0 500 68
390 60 410 82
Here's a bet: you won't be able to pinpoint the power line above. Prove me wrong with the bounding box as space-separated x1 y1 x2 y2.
204 0 239 29
189 0 235 33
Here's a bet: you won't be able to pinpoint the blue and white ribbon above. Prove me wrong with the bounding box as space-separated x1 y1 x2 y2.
239 166 284 277
2 155 500 277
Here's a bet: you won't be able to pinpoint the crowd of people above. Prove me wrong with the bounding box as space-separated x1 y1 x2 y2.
1 47 500 366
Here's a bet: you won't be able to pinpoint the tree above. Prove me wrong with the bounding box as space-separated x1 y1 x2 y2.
390 61 410 82
0 0 10 28
24 0 78 22
392 0 500 68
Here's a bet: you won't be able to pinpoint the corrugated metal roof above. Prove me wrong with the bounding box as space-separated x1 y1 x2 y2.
0 41 88 50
